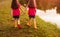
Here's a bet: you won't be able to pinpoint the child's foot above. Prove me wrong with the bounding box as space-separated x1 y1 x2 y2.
34 26 37 29
17 24 22 29
27 23 31 27
14 25 17 28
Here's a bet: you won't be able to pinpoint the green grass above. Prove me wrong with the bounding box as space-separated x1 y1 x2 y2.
0 0 60 37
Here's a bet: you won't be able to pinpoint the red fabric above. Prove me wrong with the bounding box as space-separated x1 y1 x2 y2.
28 7 36 16
12 4 20 16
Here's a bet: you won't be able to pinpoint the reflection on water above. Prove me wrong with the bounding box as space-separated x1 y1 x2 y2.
36 7 60 28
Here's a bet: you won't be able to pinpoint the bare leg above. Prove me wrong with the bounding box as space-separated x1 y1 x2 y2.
27 18 31 26
33 18 37 29
17 19 21 29
17 19 20 25
14 19 17 28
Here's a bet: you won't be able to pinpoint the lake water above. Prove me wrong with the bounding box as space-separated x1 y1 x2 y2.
36 7 60 28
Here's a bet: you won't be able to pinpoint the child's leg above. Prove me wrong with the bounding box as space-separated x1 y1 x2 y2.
17 19 21 29
14 19 17 28
33 18 37 29
17 19 20 25
27 18 32 26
